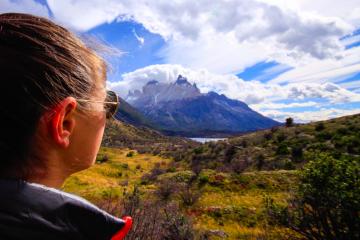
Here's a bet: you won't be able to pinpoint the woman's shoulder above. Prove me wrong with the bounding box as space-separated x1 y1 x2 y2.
0 179 125 240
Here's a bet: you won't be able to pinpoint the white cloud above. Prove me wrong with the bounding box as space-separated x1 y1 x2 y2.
132 29 145 46
339 80 360 90
47 0 126 31
250 101 319 111
342 34 360 46
3 0 359 123
0 0 49 17
262 108 360 123
5 0 359 77
256 0 360 29
269 47 360 85
43 0 356 71
108 63 360 108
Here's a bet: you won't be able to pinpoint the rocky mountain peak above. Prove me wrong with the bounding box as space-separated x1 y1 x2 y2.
175 75 190 85
146 80 159 85
126 75 201 106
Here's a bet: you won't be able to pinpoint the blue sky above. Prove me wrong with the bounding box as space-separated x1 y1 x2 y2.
2 0 360 122
88 20 165 81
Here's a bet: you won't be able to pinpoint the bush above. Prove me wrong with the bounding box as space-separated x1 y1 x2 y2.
256 154 265 170
156 180 178 201
198 175 209 185
97 186 196 240
315 122 325 131
126 151 135 157
276 143 290 155
224 145 237 163
178 185 201 207
159 171 196 184
141 166 166 184
230 159 248 173
193 147 204 154
264 132 273 140
277 133 287 143
96 154 109 164
267 153 360 240
121 163 129 169
291 145 303 162
315 131 332 141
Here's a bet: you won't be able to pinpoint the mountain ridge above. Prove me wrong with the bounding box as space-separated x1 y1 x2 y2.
123 75 280 137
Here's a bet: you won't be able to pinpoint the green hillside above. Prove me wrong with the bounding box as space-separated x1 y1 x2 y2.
115 96 158 129
183 114 360 172
63 114 360 239
102 119 197 155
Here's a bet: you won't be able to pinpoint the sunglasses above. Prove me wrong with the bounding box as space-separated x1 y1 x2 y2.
77 90 119 119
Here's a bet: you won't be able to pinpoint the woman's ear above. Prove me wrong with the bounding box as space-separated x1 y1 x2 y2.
49 97 77 148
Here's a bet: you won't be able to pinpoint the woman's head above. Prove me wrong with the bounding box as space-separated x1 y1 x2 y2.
0 13 108 182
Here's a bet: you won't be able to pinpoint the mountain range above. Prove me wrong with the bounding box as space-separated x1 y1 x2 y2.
117 75 280 137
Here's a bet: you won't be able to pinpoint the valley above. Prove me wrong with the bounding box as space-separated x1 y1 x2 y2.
62 113 360 239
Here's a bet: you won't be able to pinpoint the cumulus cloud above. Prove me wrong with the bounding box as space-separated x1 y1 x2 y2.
4 0 359 76
47 0 125 31
45 0 354 65
261 108 360 123
108 64 360 106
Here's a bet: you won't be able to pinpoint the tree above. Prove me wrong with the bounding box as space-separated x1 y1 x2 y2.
285 117 294 127
315 122 325 131
267 153 360 240
291 145 303 162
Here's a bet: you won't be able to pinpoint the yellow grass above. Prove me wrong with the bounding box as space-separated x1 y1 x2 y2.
198 190 290 209
61 147 170 200
61 147 297 239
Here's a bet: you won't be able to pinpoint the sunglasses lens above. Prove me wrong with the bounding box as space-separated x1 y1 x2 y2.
105 90 119 119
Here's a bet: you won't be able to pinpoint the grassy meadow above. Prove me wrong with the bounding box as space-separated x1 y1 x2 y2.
62 148 299 239
62 148 170 200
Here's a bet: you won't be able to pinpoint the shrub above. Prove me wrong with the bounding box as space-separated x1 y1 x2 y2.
96 154 109 164
166 166 177 173
198 175 209 185
158 170 196 183
277 133 287 143
264 132 273 140
152 148 161 155
315 122 325 131
224 145 237 163
276 143 290 155
267 153 360 240
156 180 178 201
126 151 135 157
97 186 196 240
315 131 332 141
291 145 303 162
241 139 248 148
193 146 204 154
256 154 265 170
283 159 295 170
336 127 349 135
230 159 248 173
141 166 166 184
178 185 201 207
